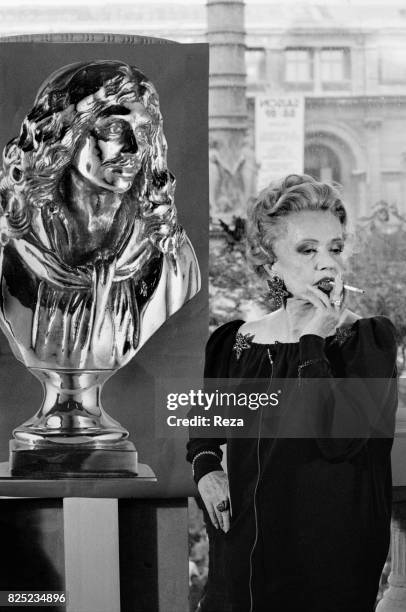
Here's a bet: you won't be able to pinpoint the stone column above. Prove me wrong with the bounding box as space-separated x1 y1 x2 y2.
400 153 406 215
352 44 366 95
313 48 322 95
207 0 249 221
364 41 380 94
376 495 406 612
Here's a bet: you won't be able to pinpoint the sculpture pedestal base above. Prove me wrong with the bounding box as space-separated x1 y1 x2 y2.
0 476 187 612
9 439 138 478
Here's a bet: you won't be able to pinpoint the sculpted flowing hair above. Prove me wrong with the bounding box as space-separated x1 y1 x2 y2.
246 173 349 277
0 60 176 236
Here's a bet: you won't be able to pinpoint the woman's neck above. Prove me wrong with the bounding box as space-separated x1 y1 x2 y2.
285 297 313 336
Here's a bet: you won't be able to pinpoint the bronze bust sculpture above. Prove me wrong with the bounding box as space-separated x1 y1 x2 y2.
0 60 200 474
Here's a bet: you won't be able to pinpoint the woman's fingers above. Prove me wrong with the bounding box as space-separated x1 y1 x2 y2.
197 471 231 532
215 499 232 532
330 276 344 309
221 509 231 533
296 289 320 308
296 284 331 309
300 285 330 310
213 504 231 533
214 505 225 530
206 500 230 531
207 505 220 530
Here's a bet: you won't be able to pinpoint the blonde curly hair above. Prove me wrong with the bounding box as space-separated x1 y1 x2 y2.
246 173 348 277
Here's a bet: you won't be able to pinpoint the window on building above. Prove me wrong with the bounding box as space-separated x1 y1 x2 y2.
305 144 341 184
285 48 313 83
246 48 266 83
320 48 350 83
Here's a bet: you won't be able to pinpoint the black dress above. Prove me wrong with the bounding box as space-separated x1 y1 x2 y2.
187 316 398 612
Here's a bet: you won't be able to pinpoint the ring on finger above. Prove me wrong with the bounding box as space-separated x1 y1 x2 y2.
216 499 230 513
331 299 342 308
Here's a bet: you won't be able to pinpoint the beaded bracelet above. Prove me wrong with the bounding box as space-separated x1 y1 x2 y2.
191 450 222 477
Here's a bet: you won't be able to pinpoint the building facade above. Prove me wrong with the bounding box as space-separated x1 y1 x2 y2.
245 4 406 219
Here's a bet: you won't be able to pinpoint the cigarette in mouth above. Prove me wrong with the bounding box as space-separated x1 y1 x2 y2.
343 284 365 295
320 279 366 295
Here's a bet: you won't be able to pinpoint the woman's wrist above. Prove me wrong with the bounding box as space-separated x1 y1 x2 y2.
298 335 331 378
191 450 223 484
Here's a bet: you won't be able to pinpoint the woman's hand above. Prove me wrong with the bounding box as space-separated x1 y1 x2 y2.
198 470 231 533
298 276 345 339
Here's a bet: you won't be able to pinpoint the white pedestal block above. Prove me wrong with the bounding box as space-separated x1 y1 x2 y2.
377 520 406 612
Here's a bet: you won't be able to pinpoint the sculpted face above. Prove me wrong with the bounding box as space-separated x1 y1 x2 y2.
73 98 154 193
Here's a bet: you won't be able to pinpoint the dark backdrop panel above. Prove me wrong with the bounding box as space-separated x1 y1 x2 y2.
0 40 208 494
0 499 65 612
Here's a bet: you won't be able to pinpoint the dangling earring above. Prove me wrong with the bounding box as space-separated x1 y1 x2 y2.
266 272 290 309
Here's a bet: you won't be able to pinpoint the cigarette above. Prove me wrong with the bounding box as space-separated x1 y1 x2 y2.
343 284 365 294
322 280 366 294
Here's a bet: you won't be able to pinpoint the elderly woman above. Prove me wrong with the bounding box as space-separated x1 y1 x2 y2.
187 174 397 612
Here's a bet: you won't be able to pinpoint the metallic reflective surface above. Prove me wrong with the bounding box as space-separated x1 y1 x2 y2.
14 369 127 444
0 60 200 446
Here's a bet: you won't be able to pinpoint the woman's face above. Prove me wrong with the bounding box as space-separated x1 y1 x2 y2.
271 210 346 297
72 97 154 194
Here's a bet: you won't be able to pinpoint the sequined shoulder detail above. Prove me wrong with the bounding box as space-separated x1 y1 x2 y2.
233 332 255 360
332 323 357 347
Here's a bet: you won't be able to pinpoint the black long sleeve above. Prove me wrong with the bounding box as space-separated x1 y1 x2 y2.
296 316 398 461
186 322 240 483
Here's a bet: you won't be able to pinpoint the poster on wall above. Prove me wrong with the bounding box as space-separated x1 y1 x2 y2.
255 93 304 191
